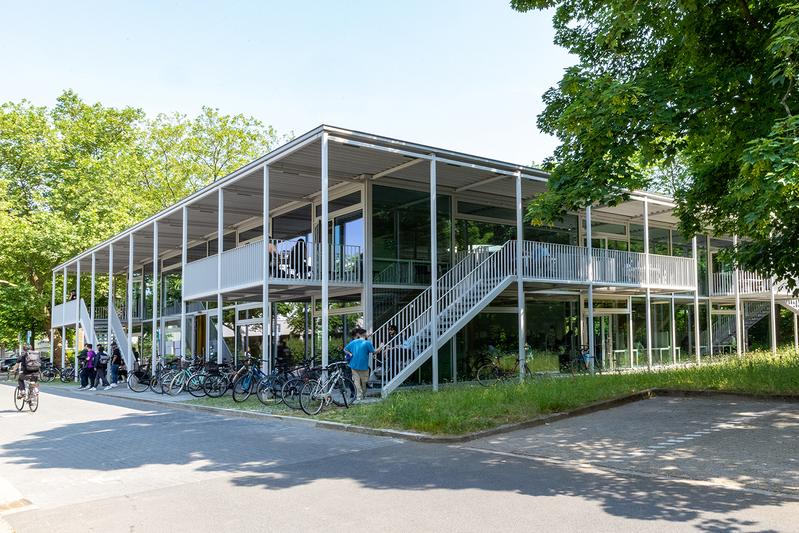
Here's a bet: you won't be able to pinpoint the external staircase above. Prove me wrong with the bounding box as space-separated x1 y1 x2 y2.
372 241 517 396
711 301 771 350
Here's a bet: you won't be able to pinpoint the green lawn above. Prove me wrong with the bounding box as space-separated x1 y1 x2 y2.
188 350 799 436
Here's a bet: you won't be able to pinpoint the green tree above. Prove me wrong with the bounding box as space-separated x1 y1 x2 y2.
0 91 283 349
512 1 799 286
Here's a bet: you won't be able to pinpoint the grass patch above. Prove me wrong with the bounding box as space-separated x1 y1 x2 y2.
178 350 799 435
318 350 799 435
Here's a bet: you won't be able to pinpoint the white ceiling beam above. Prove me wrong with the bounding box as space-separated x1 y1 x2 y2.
372 158 425 180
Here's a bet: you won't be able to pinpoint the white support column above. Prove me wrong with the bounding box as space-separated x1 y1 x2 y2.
73 263 78 377
321 132 330 372
61 267 66 372
643 198 653 369
127 234 134 368
515 170 525 380
770 278 777 355
794 312 798 352
451 336 458 383
152 222 159 369
586 206 595 373
670 294 677 365
707 301 714 355
217 188 224 365
628 296 634 367
430 154 439 390
362 179 373 332
181 207 188 359
90 253 96 346
733 235 742 356
108 244 114 358
76 261 81 349
692 237 701 365
262 165 270 372
50 270 55 363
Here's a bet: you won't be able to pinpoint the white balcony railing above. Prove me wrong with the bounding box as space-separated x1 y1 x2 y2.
522 240 695 290
183 238 362 299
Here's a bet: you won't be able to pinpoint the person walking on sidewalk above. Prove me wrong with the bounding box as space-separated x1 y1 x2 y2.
343 328 382 401
78 344 96 391
92 345 110 390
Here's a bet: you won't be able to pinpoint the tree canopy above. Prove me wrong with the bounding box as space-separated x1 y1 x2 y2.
0 91 283 348
512 1 799 286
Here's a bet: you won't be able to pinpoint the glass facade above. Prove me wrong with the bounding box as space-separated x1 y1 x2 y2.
372 185 451 285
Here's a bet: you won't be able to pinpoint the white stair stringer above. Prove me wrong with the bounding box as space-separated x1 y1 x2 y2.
78 299 98 347
374 241 517 397
109 303 133 369
780 299 799 315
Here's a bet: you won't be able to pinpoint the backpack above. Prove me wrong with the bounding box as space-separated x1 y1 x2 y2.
99 352 110 365
24 351 41 372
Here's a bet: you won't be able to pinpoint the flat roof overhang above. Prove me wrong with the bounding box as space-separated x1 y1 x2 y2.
53 124 678 273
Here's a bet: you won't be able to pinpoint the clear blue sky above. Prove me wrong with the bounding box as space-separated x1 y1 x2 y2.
0 1 574 165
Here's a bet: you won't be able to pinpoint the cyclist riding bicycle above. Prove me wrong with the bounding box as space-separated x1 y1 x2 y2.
17 346 41 399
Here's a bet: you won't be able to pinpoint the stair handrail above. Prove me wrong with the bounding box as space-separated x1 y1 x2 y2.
371 245 498 352
376 241 517 392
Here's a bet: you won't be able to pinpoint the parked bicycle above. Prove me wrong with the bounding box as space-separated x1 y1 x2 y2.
476 353 532 387
281 359 322 410
299 361 356 415
231 356 269 402
40 361 57 383
568 345 602 375
60 365 76 383
14 377 39 412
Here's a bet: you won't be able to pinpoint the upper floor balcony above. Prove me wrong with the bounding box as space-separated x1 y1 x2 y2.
711 271 796 297
183 238 362 300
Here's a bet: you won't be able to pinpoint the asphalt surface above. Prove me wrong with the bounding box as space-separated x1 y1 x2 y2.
1 384 798 532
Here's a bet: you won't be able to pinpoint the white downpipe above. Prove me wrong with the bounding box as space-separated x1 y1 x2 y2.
733 235 742 356
262 164 270 373
61 267 66 370
50 271 55 363
430 155 439 391
90 253 95 341
127 234 134 365
181 206 187 359
217 188 224 365
516 171 525 380
152 222 159 368
794 312 798 352
586 206 594 373
76 261 80 352
362 179 373 332
107 244 113 374
643 198 652 369
670 294 677 364
628 296 634 367
321 132 329 372
770 278 777 355
692 237 701 365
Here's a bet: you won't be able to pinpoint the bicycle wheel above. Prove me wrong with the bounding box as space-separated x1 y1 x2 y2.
203 374 228 398
281 378 303 410
149 374 163 394
167 372 186 396
13 388 23 411
127 371 150 393
331 376 356 407
187 373 206 398
476 363 502 386
299 380 324 415
158 370 175 394
28 389 39 412
41 369 55 383
256 376 280 406
232 375 253 402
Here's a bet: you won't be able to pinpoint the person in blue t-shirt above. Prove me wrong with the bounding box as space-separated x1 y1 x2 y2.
343 328 382 401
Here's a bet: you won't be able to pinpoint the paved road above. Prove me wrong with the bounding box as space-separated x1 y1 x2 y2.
1 385 798 532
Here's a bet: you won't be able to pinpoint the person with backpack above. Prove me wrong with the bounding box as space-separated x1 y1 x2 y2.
91 345 110 391
77 343 94 390
16 345 41 399
109 342 123 387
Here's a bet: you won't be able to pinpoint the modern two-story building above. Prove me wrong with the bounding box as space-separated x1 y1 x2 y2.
50 125 799 396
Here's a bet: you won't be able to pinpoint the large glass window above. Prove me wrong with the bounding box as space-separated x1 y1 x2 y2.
372 185 451 285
